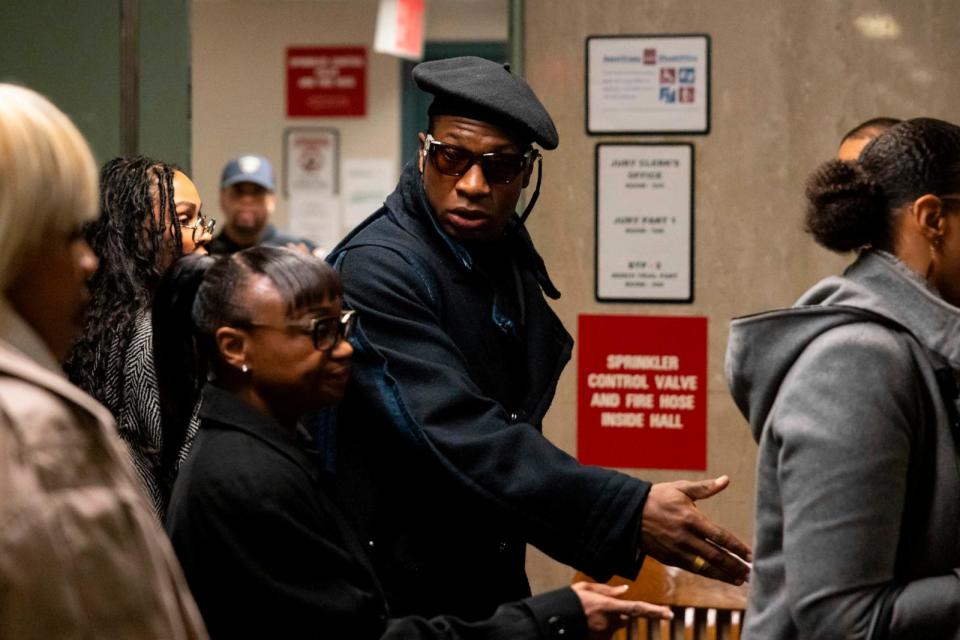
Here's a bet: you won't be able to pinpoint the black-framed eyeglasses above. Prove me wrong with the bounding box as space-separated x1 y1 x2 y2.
243 309 357 352
423 134 539 185
181 214 217 241
308 309 357 351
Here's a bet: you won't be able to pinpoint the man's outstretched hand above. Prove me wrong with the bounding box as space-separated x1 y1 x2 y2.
571 582 672 640
640 475 752 585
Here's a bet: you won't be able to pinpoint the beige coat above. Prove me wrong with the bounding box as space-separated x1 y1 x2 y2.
0 299 207 639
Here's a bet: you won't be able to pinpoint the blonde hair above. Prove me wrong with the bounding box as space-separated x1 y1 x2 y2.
0 84 99 289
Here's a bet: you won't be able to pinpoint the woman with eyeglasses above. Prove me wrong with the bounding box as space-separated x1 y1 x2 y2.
65 156 216 517
160 246 671 639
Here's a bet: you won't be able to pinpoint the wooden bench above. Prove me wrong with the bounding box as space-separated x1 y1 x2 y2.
573 557 748 640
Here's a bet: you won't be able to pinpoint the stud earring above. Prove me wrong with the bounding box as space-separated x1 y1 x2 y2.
241 364 249 373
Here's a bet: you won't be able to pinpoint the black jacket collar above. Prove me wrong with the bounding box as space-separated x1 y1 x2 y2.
199 384 322 483
379 159 563 300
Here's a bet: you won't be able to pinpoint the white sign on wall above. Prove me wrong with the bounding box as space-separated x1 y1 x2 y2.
288 193 341 254
342 158 396 232
284 127 341 250
587 35 710 134
595 143 694 302
284 127 339 196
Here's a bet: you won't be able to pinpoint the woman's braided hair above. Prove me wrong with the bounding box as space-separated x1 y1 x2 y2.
806 117 960 253
64 156 183 405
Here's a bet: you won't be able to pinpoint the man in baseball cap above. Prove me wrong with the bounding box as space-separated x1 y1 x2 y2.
326 56 750 621
208 154 318 255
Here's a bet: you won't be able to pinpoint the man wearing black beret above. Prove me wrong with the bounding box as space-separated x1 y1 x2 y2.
327 56 751 622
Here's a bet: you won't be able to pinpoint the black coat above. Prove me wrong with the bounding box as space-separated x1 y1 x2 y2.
165 385 586 640
327 162 651 621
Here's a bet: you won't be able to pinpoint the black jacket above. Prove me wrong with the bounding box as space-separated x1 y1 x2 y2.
165 385 586 640
326 161 651 621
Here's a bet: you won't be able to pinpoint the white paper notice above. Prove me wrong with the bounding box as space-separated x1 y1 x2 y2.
285 128 338 196
287 193 342 253
342 158 396 231
588 36 709 133
373 0 425 60
596 144 693 302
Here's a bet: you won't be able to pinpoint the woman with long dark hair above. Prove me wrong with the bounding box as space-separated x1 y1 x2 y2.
159 246 672 639
726 118 960 638
65 156 214 515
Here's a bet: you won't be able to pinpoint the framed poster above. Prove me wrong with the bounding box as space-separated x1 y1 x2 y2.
577 314 707 471
586 34 710 134
283 127 339 197
284 128 341 250
595 143 694 303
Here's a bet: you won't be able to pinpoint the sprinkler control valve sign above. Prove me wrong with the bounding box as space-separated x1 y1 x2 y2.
577 314 707 470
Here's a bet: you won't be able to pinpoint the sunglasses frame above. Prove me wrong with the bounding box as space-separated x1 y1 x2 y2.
423 134 539 185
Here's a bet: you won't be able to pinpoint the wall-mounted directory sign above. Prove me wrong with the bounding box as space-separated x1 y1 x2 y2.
586 34 710 134
595 143 694 303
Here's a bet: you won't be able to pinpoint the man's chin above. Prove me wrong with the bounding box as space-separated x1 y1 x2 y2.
441 216 502 242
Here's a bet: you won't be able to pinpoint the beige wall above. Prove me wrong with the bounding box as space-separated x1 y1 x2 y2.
191 0 506 239
523 0 960 593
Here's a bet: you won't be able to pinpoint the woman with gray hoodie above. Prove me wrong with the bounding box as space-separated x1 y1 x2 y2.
726 118 960 639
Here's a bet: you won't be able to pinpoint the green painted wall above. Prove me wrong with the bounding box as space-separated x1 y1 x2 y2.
0 0 190 171
140 0 191 171
0 0 122 164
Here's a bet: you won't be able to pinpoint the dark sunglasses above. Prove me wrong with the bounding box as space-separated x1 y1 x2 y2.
423 134 539 185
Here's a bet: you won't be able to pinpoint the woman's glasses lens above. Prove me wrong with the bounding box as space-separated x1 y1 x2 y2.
312 310 356 350
185 215 217 241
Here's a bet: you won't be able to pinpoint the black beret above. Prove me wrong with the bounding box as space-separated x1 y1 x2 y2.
413 56 559 150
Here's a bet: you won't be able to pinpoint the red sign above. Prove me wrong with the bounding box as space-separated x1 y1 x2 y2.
577 315 707 470
286 47 366 117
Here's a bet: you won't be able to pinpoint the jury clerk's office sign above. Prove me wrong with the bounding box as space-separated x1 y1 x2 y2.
577 314 707 470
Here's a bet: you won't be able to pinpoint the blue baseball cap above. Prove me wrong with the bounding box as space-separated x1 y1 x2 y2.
220 154 275 190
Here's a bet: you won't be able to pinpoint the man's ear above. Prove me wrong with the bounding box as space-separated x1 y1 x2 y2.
215 326 248 371
911 194 948 242
418 132 428 174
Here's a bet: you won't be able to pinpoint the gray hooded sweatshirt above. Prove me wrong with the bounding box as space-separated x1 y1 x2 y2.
726 250 960 639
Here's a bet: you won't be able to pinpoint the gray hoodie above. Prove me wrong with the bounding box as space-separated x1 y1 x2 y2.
726 250 960 639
